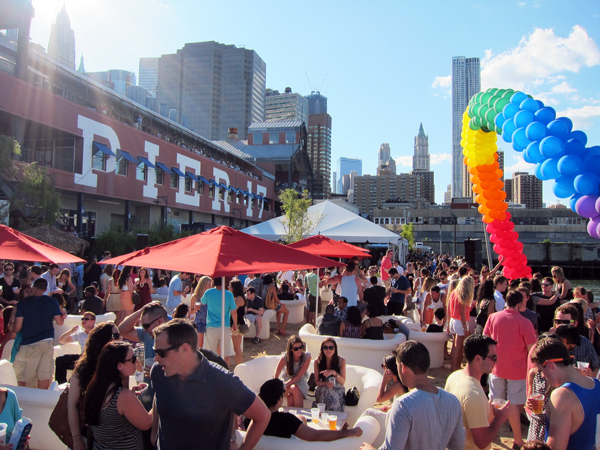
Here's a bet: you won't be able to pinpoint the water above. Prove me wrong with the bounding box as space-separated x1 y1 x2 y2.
571 280 600 297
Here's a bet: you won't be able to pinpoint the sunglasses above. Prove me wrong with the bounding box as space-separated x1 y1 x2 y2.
123 355 137 364
153 343 183 358
483 354 498 362
142 316 161 329
542 283 552 287
81 317 95 322
4 268 13 271
554 319 574 325
292 345 304 351
322 345 335 351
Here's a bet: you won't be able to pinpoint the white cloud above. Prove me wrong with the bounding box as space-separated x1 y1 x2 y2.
517 1 526 7
556 105 600 128
432 75 451 88
394 156 412 167
505 157 536 177
550 81 577 94
430 152 452 165
481 26 600 91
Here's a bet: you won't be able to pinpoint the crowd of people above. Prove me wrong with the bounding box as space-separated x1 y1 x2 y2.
0 249 599 450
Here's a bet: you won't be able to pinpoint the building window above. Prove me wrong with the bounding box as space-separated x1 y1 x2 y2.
155 167 164 185
269 132 279 144
136 162 146 181
170 173 179 189
92 147 106 171
209 185 215 198
286 132 295 144
219 188 224 200
197 181 204 195
185 177 192 192
116 156 127 176
253 132 263 144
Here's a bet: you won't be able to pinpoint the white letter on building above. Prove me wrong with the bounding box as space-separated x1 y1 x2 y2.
75 115 120 187
176 153 200 207
212 168 231 213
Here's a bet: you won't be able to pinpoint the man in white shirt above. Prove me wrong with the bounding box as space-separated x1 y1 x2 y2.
493 276 508 311
42 263 63 296
277 270 294 285
55 311 99 383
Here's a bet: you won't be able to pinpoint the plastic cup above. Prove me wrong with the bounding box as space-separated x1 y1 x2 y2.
289 409 297 415
311 408 320 423
317 403 326 414
577 361 590 370
0 423 6 444
328 415 337 430
529 393 544 414
492 398 507 409
321 413 329 427
421 325 427 332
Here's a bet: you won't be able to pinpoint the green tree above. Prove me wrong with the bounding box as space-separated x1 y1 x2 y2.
278 189 322 244
401 222 415 251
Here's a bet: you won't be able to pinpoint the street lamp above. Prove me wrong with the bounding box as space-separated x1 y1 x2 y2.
154 196 169 225
451 213 457 256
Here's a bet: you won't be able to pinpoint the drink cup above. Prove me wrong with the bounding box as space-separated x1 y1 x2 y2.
321 413 329 426
421 325 427 332
328 415 337 430
317 403 326 414
0 423 7 444
529 393 544 414
311 408 320 423
289 409 297 415
577 361 590 370
492 398 507 409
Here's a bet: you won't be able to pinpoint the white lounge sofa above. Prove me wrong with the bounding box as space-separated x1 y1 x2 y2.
53 312 116 344
244 309 276 340
299 324 406 374
0 360 64 450
280 298 307 324
234 355 382 428
233 415 380 450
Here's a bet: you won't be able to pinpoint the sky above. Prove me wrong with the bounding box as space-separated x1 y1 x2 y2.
27 0 600 205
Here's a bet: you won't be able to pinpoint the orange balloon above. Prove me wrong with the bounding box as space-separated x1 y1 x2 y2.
492 180 504 190
495 169 504 179
498 202 508 212
496 211 507 221
473 185 483 194
481 181 492 190
483 214 494 224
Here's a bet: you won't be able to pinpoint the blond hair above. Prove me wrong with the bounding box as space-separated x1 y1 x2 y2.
551 266 565 283
193 276 213 300
420 277 437 295
446 279 460 299
455 276 475 307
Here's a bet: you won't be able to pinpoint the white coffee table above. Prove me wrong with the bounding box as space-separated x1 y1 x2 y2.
282 406 349 431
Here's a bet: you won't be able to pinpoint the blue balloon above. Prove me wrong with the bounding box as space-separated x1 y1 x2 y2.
568 130 588 146
574 173 600 195
535 107 556 125
513 142 526 152
557 117 573 133
522 150 535 164
557 155 583 177
503 103 520 120
502 118 518 143
565 139 586 159
547 120 570 141
513 127 531 149
535 162 551 181
525 141 546 163
553 175 576 198
541 158 561 179
537 100 545 108
520 98 540 112
514 110 534 128
569 194 582 212
582 146 600 167
511 92 529 105
494 113 507 130
540 136 565 158
526 121 547 141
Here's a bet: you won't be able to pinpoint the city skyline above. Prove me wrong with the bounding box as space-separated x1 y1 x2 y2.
26 0 600 204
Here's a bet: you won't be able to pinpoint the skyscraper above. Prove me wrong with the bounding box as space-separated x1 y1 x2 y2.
265 87 308 124
378 143 391 168
513 172 543 209
47 5 75 69
306 91 327 114
87 69 136 96
156 41 266 140
337 157 362 195
452 56 480 197
139 57 159 98
307 112 332 199
332 172 337 194
413 123 430 171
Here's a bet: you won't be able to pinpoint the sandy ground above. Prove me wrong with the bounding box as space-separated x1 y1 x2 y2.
239 320 521 450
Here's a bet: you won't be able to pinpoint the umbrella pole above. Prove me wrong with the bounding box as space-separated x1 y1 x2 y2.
315 268 319 329
221 276 225 360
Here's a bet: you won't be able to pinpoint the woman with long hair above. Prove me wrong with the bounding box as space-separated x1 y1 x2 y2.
264 280 289 336
229 279 246 366
105 268 122 322
100 265 113 295
56 268 76 311
419 277 438 326
84 341 151 450
117 267 135 325
474 279 496 334
551 266 573 301
134 268 154 311
68 322 120 450
274 335 311 407
314 338 347 411
339 306 363 338
449 276 475 371
189 276 212 348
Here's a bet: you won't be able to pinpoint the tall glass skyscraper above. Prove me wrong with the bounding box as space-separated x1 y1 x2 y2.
452 56 480 197
306 91 327 114
337 157 362 195
139 57 159 98
47 5 75 69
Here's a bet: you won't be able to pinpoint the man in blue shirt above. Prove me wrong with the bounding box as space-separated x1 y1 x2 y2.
12 277 66 389
166 272 191 314
388 268 412 316
201 277 238 365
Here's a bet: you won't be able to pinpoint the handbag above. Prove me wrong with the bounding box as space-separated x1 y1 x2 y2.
345 387 360 406
265 290 277 310
238 323 250 334
49 385 84 448
476 299 492 328
132 291 141 305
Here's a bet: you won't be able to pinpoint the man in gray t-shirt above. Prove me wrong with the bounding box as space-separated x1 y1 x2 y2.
360 341 465 450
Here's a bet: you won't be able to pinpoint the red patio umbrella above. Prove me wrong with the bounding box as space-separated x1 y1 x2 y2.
0 224 86 263
102 226 344 356
287 235 371 259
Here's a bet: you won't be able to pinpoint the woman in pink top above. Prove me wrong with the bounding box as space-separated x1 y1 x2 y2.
449 276 474 372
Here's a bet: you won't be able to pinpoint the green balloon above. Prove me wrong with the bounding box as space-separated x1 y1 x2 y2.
496 89 506 97
495 125 503 134
485 108 497 125
471 103 482 117
487 94 500 108
472 93 483 105
488 88 499 95
502 90 514 99
481 92 493 104
494 97 510 113
469 118 480 131
479 104 490 120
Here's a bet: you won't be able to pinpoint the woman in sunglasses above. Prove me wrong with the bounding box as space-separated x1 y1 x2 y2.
68 322 120 450
274 335 311 407
314 338 346 411
84 341 151 450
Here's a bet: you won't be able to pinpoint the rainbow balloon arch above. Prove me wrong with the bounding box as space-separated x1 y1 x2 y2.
462 88 599 280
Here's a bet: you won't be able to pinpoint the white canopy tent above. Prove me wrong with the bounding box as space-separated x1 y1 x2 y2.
242 200 408 263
